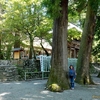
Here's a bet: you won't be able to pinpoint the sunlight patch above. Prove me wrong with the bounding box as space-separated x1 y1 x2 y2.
0 92 10 96
15 82 21 84
32 95 45 98
88 88 96 90
41 90 49 94
47 95 53 97
34 82 41 85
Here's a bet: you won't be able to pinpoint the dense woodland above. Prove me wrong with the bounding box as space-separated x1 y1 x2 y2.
0 0 100 91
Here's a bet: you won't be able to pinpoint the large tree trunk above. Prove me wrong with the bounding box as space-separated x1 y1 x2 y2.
76 0 98 85
29 35 36 59
47 0 69 91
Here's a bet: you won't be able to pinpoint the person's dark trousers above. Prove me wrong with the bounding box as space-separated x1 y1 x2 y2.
70 77 74 89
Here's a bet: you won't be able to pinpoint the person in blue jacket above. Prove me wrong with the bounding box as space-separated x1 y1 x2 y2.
69 65 76 89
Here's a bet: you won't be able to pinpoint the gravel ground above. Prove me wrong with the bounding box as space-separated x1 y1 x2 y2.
0 75 100 100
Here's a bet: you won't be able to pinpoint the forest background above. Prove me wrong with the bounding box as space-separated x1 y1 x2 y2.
0 0 100 91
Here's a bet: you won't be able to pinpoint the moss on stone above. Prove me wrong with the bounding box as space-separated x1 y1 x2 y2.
48 83 63 92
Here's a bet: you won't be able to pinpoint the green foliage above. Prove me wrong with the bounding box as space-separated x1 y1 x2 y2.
0 31 14 59
68 28 81 41
75 0 87 13
89 0 99 13
68 0 86 29
89 64 97 74
1 0 53 51
68 0 79 19
75 0 99 15
17 68 25 80
0 0 99 60
42 0 62 18
92 16 100 62
3 0 43 35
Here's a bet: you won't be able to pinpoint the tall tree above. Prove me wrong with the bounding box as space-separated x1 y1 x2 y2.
44 0 70 91
76 0 99 84
3 0 52 59
0 2 4 59
3 0 43 59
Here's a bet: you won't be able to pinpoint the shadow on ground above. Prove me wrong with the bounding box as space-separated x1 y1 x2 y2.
0 74 100 100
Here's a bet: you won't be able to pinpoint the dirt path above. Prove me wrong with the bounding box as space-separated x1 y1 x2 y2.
0 74 99 100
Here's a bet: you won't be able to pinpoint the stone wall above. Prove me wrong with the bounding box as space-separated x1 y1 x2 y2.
0 59 40 81
0 60 18 82
0 65 18 82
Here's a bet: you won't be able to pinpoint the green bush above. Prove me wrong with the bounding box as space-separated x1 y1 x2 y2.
17 68 25 80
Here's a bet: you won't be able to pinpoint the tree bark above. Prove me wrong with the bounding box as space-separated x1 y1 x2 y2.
0 5 4 59
40 43 49 56
47 0 70 91
76 0 98 85
0 37 3 59
29 35 36 59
